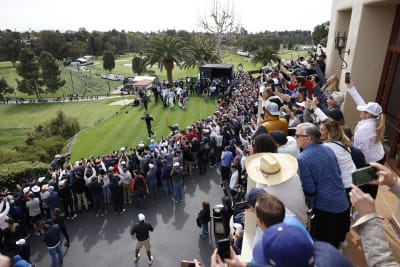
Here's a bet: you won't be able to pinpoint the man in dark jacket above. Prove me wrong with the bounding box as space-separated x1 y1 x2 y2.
57 180 77 219
108 168 125 214
130 213 154 265
71 172 88 211
87 177 105 217
42 220 63 267
197 142 208 175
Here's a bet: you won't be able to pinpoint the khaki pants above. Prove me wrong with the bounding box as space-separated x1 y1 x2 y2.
135 238 151 250
76 192 88 210
121 183 131 203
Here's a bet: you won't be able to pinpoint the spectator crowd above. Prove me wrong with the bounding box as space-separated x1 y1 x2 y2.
0 51 399 267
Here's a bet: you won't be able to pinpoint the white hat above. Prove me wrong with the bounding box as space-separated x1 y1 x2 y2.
16 239 26 246
296 101 306 107
173 162 180 167
245 153 298 186
138 213 145 221
23 187 30 194
31 185 41 193
357 102 382 117
38 176 46 183
120 147 126 152
330 91 344 106
149 163 154 168
54 154 62 159
264 102 280 116
121 160 126 165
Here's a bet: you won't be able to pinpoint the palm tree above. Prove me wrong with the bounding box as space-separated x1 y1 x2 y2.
252 45 279 67
144 34 194 84
188 36 219 67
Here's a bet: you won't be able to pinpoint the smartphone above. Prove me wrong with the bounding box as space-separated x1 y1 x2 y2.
352 166 378 186
180 260 195 267
345 72 351 84
217 238 231 260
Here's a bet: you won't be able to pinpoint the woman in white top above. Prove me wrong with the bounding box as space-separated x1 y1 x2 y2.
346 80 386 198
320 118 356 192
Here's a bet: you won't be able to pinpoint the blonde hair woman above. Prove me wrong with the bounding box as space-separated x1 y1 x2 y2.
322 74 339 92
346 80 386 198
320 118 356 198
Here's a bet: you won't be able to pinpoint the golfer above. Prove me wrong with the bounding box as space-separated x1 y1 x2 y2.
130 213 154 265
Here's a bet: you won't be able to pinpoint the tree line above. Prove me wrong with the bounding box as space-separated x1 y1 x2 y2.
0 22 329 98
0 25 328 63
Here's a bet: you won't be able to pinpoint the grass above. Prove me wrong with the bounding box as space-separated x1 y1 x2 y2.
0 100 124 149
0 48 310 159
0 95 216 159
70 96 217 161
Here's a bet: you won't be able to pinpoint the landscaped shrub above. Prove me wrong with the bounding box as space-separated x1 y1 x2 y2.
0 161 49 190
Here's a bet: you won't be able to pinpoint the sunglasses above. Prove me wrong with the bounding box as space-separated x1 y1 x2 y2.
295 134 309 138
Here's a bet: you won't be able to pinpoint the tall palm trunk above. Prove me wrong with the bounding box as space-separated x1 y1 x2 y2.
165 62 174 85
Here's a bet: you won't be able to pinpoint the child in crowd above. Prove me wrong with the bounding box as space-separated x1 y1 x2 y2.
196 201 210 239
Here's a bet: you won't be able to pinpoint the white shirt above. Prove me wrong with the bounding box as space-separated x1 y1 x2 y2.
229 170 239 191
324 142 356 188
348 86 384 163
278 136 300 158
256 174 308 226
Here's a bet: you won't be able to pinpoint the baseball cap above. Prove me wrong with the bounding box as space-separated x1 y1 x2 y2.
138 213 145 221
173 162 180 167
22 187 30 194
245 187 266 208
253 223 315 267
269 131 288 146
264 102 280 116
357 102 382 117
16 239 26 246
330 91 344 106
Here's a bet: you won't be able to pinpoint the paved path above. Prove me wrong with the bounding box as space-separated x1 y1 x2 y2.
29 167 223 267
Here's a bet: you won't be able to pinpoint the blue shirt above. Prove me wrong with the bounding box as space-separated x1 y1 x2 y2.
221 151 233 167
297 143 348 213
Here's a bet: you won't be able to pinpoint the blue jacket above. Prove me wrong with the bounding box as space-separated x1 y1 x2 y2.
43 224 61 248
297 144 349 213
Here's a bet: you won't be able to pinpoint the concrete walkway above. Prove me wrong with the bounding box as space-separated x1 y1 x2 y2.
29 168 223 267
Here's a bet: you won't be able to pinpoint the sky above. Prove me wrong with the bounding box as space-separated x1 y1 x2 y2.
0 0 332 33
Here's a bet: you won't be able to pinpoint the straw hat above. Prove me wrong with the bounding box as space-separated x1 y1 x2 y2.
245 153 298 186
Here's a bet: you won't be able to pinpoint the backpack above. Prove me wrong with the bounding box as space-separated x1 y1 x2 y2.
131 175 145 192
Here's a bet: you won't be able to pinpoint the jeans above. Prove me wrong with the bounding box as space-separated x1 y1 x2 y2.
172 181 183 201
148 184 158 202
201 223 209 237
162 179 172 196
48 243 63 267
103 186 111 204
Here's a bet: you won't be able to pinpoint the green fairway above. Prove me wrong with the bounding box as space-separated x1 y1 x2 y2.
0 50 309 160
70 96 217 161
0 95 216 159
0 99 124 149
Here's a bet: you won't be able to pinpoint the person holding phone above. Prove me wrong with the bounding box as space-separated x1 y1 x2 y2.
346 78 386 199
349 162 400 267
